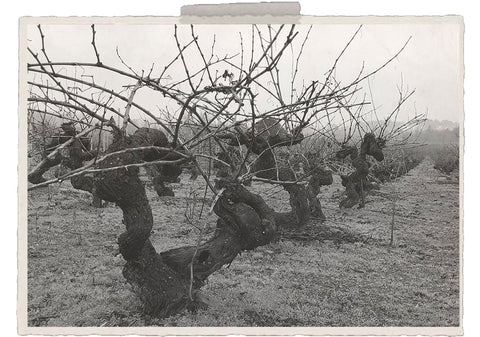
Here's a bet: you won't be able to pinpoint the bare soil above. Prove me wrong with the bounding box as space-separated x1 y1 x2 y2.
26 158 460 327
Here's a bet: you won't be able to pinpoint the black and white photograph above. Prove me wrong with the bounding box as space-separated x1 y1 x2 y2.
18 11 463 334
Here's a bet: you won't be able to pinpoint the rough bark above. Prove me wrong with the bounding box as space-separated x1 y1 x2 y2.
49 120 333 316
28 153 62 184
337 133 385 209
90 128 187 315
28 132 99 204
214 146 242 178
28 125 182 204
91 128 285 316
240 122 332 227
145 164 181 197
161 180 277 286
28 123 92 184
306 167 333 220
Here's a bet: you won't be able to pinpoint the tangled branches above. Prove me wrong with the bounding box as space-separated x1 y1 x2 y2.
26 23 425 316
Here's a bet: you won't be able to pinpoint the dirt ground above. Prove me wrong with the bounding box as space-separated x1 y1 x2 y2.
26 157 460 327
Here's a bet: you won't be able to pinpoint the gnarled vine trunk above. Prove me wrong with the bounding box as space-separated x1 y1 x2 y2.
144 163 182 197
91 126 328 316
88 128 268 314
336 133 385 208
226 120 333 228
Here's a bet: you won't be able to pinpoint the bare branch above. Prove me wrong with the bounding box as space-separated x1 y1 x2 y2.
122 80 142 135
91 24 101 64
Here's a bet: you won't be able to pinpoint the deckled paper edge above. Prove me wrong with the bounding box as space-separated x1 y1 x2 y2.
17 10 464 337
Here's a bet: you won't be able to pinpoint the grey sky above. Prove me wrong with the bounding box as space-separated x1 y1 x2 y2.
27 21 463 124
